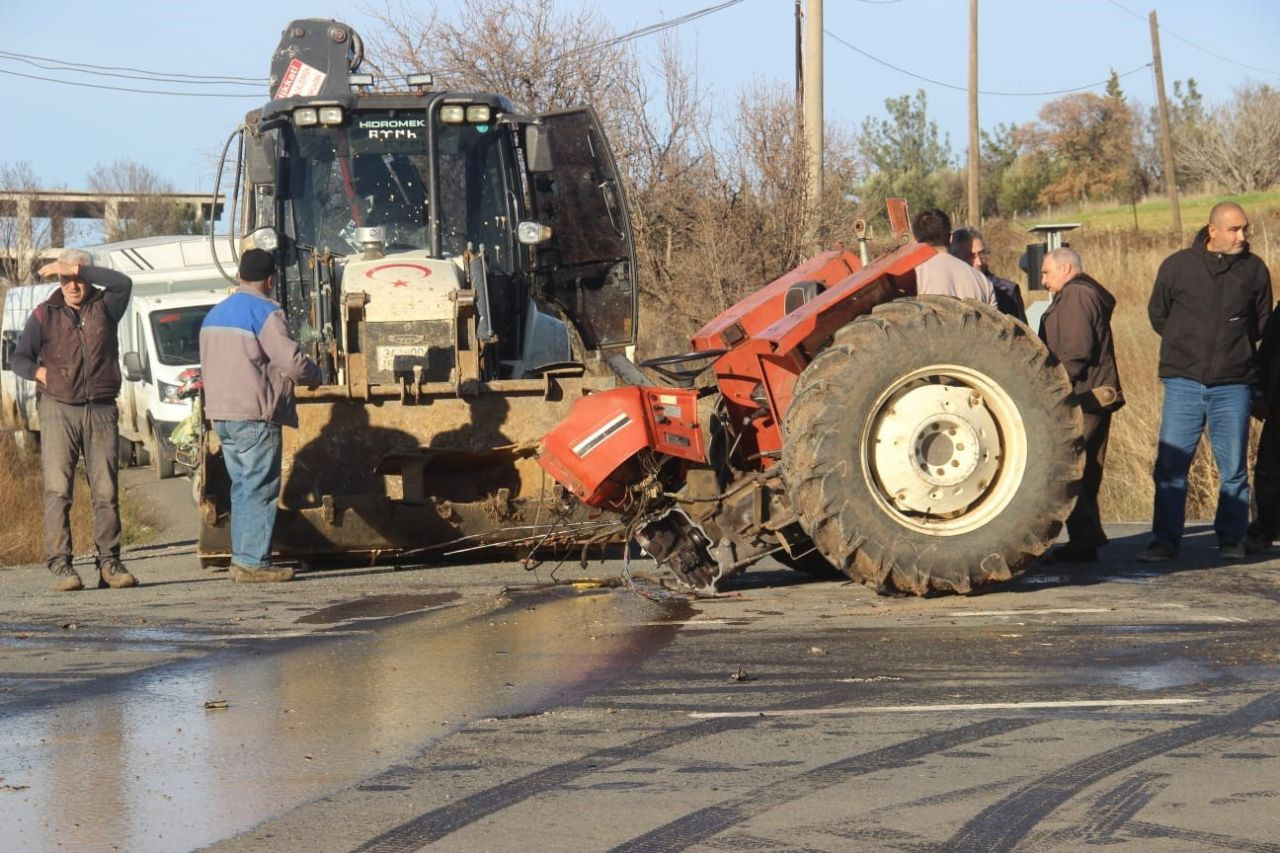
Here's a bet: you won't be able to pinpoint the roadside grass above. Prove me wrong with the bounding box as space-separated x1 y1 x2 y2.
1016 188 1280 246
0 431 159 566
985 197 1280 523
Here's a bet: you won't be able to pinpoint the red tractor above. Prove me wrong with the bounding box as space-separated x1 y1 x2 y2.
538 204 1084 595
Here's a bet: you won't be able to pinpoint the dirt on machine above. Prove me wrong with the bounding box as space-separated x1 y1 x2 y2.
199 18 1083 594
538 205 1086 596
196 18 640 566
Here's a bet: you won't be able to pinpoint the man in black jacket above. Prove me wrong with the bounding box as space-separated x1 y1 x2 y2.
11 249 139 591
1039 248 1123 562
951 227 1028 323
1142 201 1272 562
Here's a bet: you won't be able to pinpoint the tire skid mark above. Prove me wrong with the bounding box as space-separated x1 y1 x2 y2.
945 691 1280 852
1127 820 1280 852
1078 771 1168 844
349 717 756 853
610 717 1037 853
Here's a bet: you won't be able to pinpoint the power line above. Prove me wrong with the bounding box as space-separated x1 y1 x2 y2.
0 48 262 83
1105 0 1280 79
2 0 749 96
0 51 261 87
825 29 1150 97
0 67 263 98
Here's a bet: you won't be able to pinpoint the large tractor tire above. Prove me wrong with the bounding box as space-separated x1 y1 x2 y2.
782 296 1083 595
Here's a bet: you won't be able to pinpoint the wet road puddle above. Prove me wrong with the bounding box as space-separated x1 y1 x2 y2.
0 587 686 851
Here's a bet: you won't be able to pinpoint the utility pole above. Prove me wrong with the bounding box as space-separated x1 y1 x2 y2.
967 0 980 225
794 1 803 102
804 0 823 250
1149 10 1182 237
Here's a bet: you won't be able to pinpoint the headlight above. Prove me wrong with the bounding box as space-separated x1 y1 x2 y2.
242 227 279 253
517 221 552 245
466 105 491 124
293 108 318 127
318 106 343 125
439 105 465 124
158 380 182 404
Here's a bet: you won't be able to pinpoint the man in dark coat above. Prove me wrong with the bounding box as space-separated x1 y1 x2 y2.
1142 201 1271 562
950 227 1028 323
11 249 138 591
1039 247 1124 562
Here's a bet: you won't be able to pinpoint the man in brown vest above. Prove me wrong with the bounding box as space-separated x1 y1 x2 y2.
11 249 139 591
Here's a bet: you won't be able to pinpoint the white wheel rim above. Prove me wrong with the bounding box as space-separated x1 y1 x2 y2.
863 364 1027 535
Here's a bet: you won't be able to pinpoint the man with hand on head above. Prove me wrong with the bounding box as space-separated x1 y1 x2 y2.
199 249 321 583
11 249 138 591
1039 247 1123 563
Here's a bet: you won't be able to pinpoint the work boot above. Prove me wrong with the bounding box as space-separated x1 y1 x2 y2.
49 557 83 592
97 556 139 589
229 563 295 583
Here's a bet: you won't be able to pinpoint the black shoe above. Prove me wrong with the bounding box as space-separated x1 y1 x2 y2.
1049 543 1099 564
1219 540 1246 561
49 557 83 592
1138 541 1177 563
1245 533 1272 555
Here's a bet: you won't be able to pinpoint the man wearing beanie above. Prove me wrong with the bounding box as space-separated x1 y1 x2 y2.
199 249 321 582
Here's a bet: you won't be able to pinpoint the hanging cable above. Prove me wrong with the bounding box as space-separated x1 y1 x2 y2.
825 30 1151 97
0 67 261 97
1105 0 1280 79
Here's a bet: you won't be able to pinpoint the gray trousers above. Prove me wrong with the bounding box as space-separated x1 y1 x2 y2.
38 396 121 562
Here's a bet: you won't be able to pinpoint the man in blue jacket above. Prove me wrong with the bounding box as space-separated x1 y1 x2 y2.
1142 202 1272 562
199 249 321 582
12 249 138 591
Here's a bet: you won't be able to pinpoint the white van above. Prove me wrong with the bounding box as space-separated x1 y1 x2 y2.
0 236 236 475
0 281 58 451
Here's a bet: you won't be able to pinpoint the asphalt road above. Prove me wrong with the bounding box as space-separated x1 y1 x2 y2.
1 469 1279 851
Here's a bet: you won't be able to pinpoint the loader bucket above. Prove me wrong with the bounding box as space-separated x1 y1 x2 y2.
196 375 624 567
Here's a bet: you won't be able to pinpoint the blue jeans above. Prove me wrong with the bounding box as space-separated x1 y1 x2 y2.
1151 378 1251 549
213 420 283 568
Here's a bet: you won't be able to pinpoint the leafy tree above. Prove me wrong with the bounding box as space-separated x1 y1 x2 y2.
855 90 955 214
978 123 1018 217
1027 71 1138 205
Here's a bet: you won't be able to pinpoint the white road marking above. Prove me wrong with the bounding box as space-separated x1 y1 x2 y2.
951 608 1112 616
689 697 1204 719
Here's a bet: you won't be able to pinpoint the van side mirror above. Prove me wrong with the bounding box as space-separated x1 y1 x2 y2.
122 351 147 383
526 124 553 173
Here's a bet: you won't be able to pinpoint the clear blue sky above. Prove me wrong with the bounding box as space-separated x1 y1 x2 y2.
2 0 1277 198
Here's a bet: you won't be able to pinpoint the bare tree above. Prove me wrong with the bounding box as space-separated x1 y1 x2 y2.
86 160 203 241
1175 83 1280 194
367 0 635 117
0 162 73 285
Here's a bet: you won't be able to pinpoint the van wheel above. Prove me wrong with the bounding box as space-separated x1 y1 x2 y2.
152 425 177 480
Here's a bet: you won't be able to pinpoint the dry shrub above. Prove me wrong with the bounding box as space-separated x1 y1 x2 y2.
0 431 157 565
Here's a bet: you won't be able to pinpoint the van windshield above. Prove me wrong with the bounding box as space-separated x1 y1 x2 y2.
151 305 212 366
